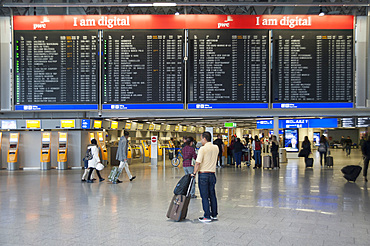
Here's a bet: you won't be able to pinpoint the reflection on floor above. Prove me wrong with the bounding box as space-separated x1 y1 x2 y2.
0 149 369 246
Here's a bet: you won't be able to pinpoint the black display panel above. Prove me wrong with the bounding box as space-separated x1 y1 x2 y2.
357 117 370 127
341 118 356 127
14 30 98 104
273 30 353 103
103 30 184 103
188 30 269 103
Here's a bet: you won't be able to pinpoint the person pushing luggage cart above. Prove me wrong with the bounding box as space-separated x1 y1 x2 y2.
112 130 136 184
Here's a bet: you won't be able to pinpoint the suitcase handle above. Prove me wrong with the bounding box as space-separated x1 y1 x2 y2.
186 176 195 197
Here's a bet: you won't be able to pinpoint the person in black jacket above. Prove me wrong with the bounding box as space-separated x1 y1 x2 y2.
270 135 279 168
301 136 311 165
213 135 224 167
233 138 244 168
361 136 370 182
345 136 353 156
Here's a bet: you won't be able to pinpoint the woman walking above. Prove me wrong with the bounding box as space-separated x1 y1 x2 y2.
318 135 329 166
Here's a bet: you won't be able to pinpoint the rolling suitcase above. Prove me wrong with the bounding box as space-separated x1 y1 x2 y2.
167 176 195 222
306 158 314 168
108 166 123 183
341 165 362 182
326 156 334 167
263 155 272 169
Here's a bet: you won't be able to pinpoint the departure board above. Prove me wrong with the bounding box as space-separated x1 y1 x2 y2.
14 31 98 105
188 30 269 103
103 30 184 104
273 30 353 103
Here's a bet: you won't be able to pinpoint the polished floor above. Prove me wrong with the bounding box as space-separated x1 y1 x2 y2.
0 149 369 246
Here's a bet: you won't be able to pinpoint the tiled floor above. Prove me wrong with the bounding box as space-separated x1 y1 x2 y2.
0 148 369 246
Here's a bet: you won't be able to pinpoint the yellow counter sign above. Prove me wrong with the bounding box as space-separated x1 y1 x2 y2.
94 120 102 129
111 121 118 129
61 120 75 129
125 122 132 130
26 120 40 129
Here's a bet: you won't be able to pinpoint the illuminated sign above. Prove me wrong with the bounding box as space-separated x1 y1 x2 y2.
61 120 75 129
26 120 41 129
94 120 102 129
110 121 118 129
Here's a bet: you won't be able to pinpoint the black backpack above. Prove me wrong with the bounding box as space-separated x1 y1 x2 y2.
174 174 192 195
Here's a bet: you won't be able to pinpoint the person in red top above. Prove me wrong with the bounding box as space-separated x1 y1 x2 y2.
182 137 197 198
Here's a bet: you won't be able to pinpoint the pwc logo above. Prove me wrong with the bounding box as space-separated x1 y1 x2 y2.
33 16 50 30
217 16 233 28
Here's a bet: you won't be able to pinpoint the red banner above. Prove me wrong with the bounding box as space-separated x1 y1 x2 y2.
13 15 354 31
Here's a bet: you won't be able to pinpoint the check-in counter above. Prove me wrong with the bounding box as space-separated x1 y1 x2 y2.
7 133 20 170
40 132 51 170
141 140 150 163
97 132 108 165
57 132 68 169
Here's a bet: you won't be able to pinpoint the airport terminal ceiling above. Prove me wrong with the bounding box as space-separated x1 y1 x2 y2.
0 0 369 16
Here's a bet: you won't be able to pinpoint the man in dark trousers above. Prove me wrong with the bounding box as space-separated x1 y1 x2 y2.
192 132 219 223
345 136 353 156
213 134 224 168
361 136 370 182
115 130 136 183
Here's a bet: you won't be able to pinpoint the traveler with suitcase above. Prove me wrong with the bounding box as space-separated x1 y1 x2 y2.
191 132 219 223
114 130 136 184
361 136 370 182
182 137 197 198
299 136 312 167
318 135 329 166
270 135 279 169
252 136 262 169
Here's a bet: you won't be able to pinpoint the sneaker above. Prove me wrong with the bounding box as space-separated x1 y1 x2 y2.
99 178 105 182
211 216 218 221
81 179 86 182
86 180 93 183
198 217 211 223
191 195 197 199
130 176 136 182
116 180 123 183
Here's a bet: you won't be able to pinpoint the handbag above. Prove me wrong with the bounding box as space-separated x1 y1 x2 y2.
96 163 105 171
298 149 308 157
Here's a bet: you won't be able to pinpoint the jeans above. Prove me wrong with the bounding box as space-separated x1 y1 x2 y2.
218 151 223 166
346 146 351 155
183 166 195 196
254 150 261 167
320 151 327 166
198 173 218 219
235 151 242 166
231 150 235 165
364 157 370 177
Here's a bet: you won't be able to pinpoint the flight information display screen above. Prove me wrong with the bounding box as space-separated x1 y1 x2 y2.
14 30 99 105
188 29 269 103
273 30 353 103
103 30 184 104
